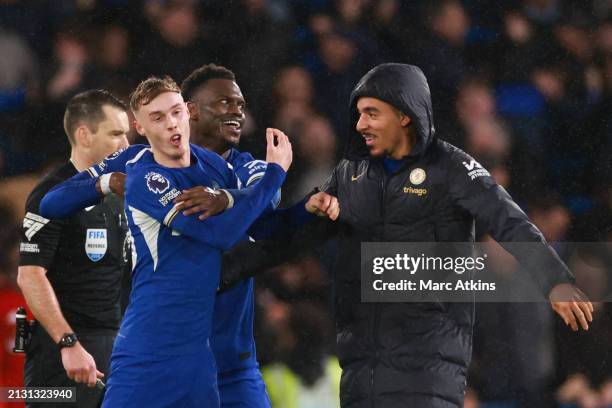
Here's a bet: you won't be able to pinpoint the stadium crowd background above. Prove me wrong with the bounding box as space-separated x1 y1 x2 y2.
0 0 610 407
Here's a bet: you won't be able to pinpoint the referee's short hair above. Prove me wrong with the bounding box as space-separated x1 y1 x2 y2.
181 64 236 102
63 90 126 145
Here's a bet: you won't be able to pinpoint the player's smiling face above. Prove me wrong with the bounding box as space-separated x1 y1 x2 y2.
134 91 191 165
187 78 245 154
356 97 412 159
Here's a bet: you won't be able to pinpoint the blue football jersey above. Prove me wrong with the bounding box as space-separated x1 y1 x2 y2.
210 148 274 373
39 144 284 376
228 148 281 210
117 147 286 356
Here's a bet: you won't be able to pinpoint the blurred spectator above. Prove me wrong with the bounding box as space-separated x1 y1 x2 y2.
284 115 337 204
528 192 572 243
416 0 470 127
594 19 612 56
452 78 538 197
37 23 97 163
335 0 368 27
494 10 542 83
313 29 368 139
92 24 135 99
464 118 511 161
556 373 608 408
456 79 497 128
45 25 92 101
0 28 40 112
137 1 210 81
601 379 612 407
255 289 294 366
261 301 339 408
262 256 330 303
214 0 295 126
0 172 42 223
367 0 404 60
272 65 317 132
267 65 339 203
0 204 25 398
523 0 562 26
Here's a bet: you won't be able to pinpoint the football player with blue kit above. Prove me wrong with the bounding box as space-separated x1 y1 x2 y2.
113 76 291 407
39 68 290 407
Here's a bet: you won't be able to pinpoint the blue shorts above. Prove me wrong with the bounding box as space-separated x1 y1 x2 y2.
101 350 219 408
218 367 271 408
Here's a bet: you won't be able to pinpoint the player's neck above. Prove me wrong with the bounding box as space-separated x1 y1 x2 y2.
152 148 191 168
196 134 229 157
388 127 417 159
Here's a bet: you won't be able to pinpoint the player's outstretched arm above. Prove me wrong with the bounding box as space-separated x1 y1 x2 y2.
39 172 102 218
129 130 293 251
446 150 593 330
39 145 145 218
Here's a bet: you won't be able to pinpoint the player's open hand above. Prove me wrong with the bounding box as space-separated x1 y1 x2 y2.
173 186 229 220
549 283 594 331
61 342 104 388
265 128 293 172
305 191 340 221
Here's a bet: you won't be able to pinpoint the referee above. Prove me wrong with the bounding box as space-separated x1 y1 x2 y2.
17 90 130 407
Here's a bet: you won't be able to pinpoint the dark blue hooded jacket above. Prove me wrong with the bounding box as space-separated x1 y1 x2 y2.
319 63 573 408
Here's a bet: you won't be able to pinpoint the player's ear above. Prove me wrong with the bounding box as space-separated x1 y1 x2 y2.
186 102 198 120
133 119 145 136
74 125 92 148
399 113 411 127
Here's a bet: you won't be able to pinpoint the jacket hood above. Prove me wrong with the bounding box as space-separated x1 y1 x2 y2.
345 63 436 160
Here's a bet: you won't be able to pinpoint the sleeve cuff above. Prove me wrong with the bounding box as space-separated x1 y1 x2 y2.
219 189 234 209
99 173 112 195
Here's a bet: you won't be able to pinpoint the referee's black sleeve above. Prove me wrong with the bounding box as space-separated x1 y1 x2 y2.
19 181 64 269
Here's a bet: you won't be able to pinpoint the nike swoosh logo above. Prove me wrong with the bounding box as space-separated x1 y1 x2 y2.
85 206 95 212
351 174 364 181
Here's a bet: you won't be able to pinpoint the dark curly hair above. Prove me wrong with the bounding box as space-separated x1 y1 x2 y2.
181 64 236 101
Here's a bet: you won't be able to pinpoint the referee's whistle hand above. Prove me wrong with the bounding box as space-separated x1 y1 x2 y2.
306 192 340 221
61 342 104 387
549 283 594 331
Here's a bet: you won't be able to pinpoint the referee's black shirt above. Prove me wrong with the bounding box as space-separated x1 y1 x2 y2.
19 161 128 331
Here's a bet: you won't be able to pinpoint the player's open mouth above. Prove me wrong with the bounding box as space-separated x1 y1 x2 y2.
363 134 376 146
170 134 181 147
222 120 242 130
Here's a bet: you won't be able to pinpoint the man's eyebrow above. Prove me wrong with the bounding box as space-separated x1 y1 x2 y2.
148 103 183 116
219 94 245 101
361 106 380 113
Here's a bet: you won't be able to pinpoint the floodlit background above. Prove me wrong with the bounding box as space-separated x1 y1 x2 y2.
0 1 611 407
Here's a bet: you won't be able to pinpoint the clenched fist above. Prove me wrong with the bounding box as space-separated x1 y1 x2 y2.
305 191 340 221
